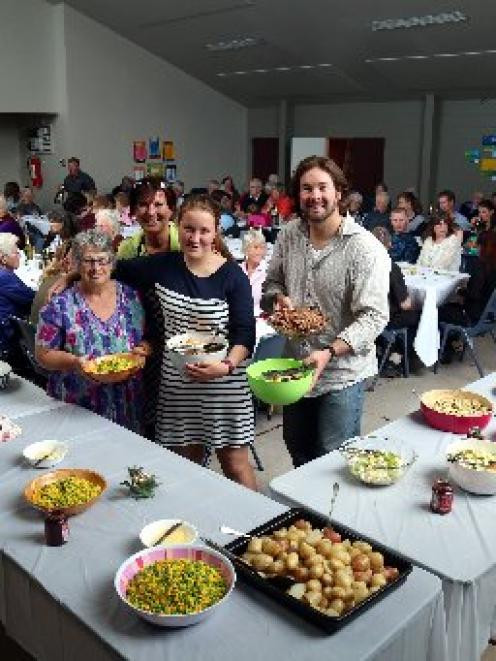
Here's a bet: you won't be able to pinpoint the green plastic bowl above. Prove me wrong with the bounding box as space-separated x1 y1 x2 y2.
246 358 314 406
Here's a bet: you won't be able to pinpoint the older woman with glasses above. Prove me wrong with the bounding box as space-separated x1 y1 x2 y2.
417 213 462 272
240 229 267 316
35 230 149 431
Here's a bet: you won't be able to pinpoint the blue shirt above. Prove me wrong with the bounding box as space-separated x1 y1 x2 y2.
0 268 35 350
390 233 420 263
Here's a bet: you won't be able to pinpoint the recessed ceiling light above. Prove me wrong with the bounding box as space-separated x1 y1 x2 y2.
371 10 468 31
299 65 314 69
205 36 263 51
318 63 332 68
366 48 496 64
275 66 291 71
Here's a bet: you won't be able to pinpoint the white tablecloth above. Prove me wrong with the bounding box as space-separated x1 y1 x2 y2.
15 260 43 290
400 265 469 366
270 372 496 661
0 380 448 661
0 374 65 419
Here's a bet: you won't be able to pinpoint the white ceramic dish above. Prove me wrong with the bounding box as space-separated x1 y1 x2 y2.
23 440 68 468
114 545 235 627
166 331 228 371
0 360 12 389
139 519 198 548
446 438 496 495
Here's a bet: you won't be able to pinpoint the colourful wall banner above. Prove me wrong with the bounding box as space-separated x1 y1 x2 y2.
133 141 147 163
482 135 496 147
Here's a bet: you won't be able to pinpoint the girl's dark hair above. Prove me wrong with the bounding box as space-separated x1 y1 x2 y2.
291 156 348 215
178 194 233 260
4 181 20 201
425 212 455 240
129 179 177 213
398 191 423 215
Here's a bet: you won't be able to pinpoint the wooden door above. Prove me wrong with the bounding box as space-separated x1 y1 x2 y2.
252 137 279 183
328 138 384 196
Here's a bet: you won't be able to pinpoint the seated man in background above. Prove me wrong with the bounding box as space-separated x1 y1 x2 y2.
389 207 420 263
362 190 390 232
240 178 268 214
16 187 42 217
460 191 484 220
437 189 470 232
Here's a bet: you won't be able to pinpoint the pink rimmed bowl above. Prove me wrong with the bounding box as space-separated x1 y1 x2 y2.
114 544 236 627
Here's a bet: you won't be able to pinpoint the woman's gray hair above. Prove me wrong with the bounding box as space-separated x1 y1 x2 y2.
72 229 115 266
0 232 19 257
95 208 120 236
242 228 266 254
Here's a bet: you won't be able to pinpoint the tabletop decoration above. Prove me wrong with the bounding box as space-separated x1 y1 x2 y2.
121 466 160 499
0 414 22 442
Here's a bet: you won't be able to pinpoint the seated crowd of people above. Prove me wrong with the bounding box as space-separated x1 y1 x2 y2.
2 160 496 485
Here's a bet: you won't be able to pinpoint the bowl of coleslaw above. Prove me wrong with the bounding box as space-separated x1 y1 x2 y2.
420 389 493 434
340 436 417 486
446 438 496 494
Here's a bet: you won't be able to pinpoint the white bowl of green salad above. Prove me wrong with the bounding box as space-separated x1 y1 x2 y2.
340 436 417 486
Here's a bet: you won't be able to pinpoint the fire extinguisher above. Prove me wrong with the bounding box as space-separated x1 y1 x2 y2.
28 155 43 188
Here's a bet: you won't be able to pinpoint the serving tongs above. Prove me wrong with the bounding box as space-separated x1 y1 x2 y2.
202 536 296 590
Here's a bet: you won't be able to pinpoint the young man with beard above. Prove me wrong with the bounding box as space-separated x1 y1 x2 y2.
261 156 390 467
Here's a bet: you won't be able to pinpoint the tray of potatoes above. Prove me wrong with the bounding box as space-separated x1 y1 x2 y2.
224 508 412 633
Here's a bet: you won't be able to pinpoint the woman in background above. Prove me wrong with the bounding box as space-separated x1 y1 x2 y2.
240 229 267 316
0 233 35 357
417 214 462 272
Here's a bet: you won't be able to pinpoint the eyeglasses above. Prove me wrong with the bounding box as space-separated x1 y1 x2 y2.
81 257 112 267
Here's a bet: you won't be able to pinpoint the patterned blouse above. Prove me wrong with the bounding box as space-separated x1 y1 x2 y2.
36 282 145 432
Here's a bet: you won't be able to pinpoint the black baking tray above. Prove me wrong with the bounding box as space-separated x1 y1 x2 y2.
224 507 413 634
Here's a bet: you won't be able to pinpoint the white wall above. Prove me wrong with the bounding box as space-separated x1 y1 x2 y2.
0 118 22 186
435 98 496 202
61 6 247 196
290 138 328 173
0 0 58 113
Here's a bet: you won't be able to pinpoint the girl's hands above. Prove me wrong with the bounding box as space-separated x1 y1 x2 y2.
185 361 230 382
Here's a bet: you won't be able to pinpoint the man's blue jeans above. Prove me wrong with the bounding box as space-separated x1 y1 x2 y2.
283 381 365 468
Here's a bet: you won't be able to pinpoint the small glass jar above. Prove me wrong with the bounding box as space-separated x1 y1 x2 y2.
44 511 69 546
430 479 454 515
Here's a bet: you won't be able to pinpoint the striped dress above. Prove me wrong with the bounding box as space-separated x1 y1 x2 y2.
115 253 256 448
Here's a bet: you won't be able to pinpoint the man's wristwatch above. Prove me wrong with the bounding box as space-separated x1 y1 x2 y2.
221 359 235 375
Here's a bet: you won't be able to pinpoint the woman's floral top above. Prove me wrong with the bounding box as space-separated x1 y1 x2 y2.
36 282 145 432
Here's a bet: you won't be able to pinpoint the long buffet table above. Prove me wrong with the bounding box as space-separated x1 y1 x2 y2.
271 372 496 661
0 376 448 661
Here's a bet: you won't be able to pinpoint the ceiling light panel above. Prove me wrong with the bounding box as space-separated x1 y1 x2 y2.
371 10 468 32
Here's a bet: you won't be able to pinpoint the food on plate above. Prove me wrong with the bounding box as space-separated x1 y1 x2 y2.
447 448 496 472
31 476 103 509
125 559 227 615
168 335 226 356
348 449 403 485
426 392 491 416
84 353 141 375
260 367 312 383
268 306 326 337
240 519 399 617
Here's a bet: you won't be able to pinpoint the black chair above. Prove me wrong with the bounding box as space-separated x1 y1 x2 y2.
370 327 410 390
434 289 496 377
9 316 49 380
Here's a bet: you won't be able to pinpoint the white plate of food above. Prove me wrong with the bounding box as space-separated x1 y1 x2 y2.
166 331 228 371
23 440 68 468
139 519 198 548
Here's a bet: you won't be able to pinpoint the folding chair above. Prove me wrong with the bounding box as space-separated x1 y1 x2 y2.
435 289 496 378
9 316 49 379
369 327 410 390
